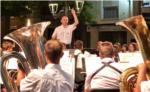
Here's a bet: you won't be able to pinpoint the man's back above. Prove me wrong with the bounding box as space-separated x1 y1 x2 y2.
90 58 124 89
85 58 125 90
20 64 73 92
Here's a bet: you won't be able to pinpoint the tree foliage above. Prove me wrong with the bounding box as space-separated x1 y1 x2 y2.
1 1 95 24
1 1 31 16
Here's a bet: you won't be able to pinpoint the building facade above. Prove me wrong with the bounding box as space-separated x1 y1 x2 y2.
86 0 150 48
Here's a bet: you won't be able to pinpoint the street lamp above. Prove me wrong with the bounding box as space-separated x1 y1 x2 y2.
49 1 84 17
26 18 31 26
75 0 84 14
48 3 58 16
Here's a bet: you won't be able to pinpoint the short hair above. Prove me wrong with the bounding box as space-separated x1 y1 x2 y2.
96 41 102 50
61 16 68 19
44 40 63 63
61 16 69 22
74 40 83 50
2 40 14 50
122 44 128 51
128 42 137 52
99 41 113 57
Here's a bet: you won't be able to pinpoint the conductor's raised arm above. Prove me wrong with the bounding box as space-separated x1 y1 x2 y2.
71 8 79 27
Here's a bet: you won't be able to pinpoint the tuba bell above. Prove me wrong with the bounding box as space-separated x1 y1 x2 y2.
116 15 150 92
1 21 50 92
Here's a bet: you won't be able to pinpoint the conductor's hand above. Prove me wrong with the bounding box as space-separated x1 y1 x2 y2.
71 8 76 15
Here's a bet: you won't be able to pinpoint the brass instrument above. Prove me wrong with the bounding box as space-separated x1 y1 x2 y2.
1 52 29 92
116 15 150 92
1 22 50 92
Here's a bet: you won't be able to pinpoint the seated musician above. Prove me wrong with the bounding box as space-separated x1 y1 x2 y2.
74 40 86 92
84 41 125 92
20 39 73 92
74 40 84 70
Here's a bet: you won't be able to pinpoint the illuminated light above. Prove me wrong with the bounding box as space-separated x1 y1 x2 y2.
49 1 84 16
75 0 84 14
49 3 58 16
26 18 31 26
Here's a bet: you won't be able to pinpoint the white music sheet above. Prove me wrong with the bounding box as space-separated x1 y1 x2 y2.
60 56 75 79
60 50 75 91
85 56 101 76
119 52 144 68
141 80 150 92
6 58 18 70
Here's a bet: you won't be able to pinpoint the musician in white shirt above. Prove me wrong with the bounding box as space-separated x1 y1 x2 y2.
20 40 74 92
84 41 125 92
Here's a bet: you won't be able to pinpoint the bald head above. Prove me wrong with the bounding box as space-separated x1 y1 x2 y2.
99 41 114 58
44 40 63 64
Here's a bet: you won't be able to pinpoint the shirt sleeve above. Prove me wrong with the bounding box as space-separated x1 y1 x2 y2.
69 24 77 32
59 82 73 92
20 69 41 92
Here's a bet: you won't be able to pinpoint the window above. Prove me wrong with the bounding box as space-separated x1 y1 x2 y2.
103 6 118 19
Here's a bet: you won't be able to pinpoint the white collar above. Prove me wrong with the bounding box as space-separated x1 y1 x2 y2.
45 64 61 70
101 57 115 63
74 49 82 55
61 25 68 28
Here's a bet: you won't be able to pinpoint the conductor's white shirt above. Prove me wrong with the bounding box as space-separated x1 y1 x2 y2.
20 64 73 92
52 24 76 44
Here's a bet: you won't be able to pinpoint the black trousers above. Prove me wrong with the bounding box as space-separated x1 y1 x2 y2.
66 44 71 49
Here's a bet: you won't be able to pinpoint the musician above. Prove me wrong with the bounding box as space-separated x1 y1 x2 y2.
52 8 79 49
96 41 102 56
20 40 73 92
2 40 14 55
121 44 128 53
74 40 84 69
84 41 125 92
128 42 137 52
74 40 85 92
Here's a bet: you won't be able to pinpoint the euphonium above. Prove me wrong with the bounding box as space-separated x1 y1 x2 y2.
116 15 150 92
1 21 50 92
1 52 29 92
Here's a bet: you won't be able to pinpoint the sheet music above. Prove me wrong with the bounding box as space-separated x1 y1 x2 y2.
6 58 18 70
85 56 101 76
119 52 144 67
60 56 75 79
128 52 144 67
141 80 150 92
60 51 75 90
118 52 134 63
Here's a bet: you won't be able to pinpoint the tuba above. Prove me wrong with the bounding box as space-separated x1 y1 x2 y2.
116 15 150 92
1 21 50 92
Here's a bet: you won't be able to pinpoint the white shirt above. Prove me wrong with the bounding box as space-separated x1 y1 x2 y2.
20 64 74 92
74 49 84 69
141 80 150 92
52 24 76 44
84 58 125 90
